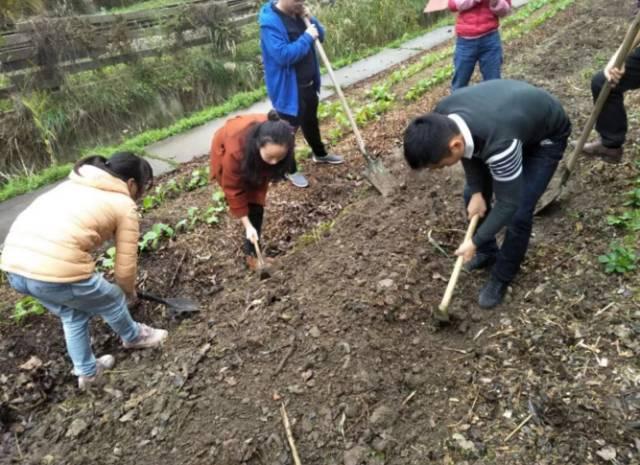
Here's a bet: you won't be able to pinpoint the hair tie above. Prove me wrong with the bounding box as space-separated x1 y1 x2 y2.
104 160 111 167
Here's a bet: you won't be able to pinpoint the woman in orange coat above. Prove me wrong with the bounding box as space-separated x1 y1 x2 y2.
210 111 295 269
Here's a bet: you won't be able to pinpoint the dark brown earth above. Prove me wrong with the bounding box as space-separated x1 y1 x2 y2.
1 0 640 464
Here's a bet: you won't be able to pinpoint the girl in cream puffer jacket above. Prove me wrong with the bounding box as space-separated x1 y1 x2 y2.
1 153 168 390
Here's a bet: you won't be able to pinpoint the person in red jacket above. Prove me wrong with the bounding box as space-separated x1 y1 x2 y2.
449 0 511 91
210 111 295 269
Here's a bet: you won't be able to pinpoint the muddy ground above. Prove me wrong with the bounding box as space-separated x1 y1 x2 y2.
1 0 640 463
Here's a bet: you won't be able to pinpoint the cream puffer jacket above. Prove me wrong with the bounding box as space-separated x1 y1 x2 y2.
1 165 139 295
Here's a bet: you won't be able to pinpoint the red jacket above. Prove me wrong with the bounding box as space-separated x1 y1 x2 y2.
448 0 511 39
210 114 269 218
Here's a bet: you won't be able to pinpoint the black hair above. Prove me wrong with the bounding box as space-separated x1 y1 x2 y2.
403 113 461 169
241 110 295 187
73 152 154 198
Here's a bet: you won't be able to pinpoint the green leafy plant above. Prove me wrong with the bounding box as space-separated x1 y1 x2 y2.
599 242 638 274
176 207 200 232
624 188 640 208
97 246 117 271
186 168 210 191
11 297 46 324
607 211 640 231
212 189 226 204
366 83 395 103
139 223 175 251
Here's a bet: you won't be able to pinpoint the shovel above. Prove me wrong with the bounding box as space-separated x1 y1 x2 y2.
303 17 396 197
536 11 640 214
434 214 480 323
250 237 271 279
138 291 200 318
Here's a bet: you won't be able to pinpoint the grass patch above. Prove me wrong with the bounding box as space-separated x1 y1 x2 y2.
297 220 336 248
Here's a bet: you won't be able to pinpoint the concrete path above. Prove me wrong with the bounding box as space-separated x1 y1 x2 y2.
0 0 530 244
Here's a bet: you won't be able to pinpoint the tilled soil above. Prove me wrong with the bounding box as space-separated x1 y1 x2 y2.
2 0 640 463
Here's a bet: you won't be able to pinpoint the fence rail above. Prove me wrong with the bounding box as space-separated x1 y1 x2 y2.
0 0 257 97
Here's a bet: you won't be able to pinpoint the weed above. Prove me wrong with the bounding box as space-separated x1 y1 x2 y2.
297 220 336 247
11 297 46 324
176 207 200 232
599 242 637 274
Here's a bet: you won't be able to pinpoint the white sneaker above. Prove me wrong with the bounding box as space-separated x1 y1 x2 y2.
77 354 115 390
123 323 168 349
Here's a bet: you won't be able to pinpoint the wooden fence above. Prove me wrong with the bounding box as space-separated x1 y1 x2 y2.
0 0 258 97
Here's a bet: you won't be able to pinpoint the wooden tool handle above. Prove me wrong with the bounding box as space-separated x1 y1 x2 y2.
438 214 481 312
564 11 640 176
250 237 266 268
302 17 371 161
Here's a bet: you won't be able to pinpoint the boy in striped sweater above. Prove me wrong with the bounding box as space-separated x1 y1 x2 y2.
403 80 572 308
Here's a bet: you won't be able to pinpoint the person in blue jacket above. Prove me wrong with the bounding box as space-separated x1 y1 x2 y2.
259 0 344 188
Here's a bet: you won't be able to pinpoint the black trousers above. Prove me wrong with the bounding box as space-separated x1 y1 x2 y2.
242 204 264 256
592 46 640 148
278 83 327 172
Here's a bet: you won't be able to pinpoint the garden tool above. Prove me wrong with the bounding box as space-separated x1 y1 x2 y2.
138 291 200 318
536 11 640 214
250 237 271 280
303 17 396 197
434 214 480 323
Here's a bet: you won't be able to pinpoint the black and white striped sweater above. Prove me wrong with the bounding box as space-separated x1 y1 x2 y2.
435 79 571 245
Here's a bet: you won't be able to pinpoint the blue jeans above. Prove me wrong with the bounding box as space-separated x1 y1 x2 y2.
451 30 503 91
463 137 569 283
7 272 140 376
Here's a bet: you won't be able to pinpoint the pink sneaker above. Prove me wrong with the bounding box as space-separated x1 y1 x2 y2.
78 354 115 390
123 323 168 349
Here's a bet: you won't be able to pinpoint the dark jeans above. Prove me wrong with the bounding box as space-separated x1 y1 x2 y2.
591 46 640 148
243 204 264 256
463 137 569 283
451 30 503 91
279 82 327 172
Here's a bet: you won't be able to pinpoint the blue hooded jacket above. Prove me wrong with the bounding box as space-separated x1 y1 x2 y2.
259 2 325 117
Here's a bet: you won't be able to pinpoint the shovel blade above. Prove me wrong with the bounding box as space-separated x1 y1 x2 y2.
363 159 396 197
535 166 569 215
163 297 200 313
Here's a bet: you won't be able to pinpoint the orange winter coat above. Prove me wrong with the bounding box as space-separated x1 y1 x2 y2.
1 165 139 295
210 114 269 218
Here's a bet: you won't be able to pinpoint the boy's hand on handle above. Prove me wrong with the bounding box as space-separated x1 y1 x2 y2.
467 192 487 220
605 63 625 86
245 224 259 244
305 24 319 41
455 238 477 263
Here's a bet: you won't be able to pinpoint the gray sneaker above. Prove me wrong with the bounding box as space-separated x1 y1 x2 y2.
285 172 309 188
312 153 344 165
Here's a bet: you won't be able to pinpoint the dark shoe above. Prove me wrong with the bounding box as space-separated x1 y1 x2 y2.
285 172 309 188
478 276 509 309
312 153 344 165
582 140 623 164
464 253 496 272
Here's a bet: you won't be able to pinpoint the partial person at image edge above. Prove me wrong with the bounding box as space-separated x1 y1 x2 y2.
1 153 168 390
448 0 512 91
